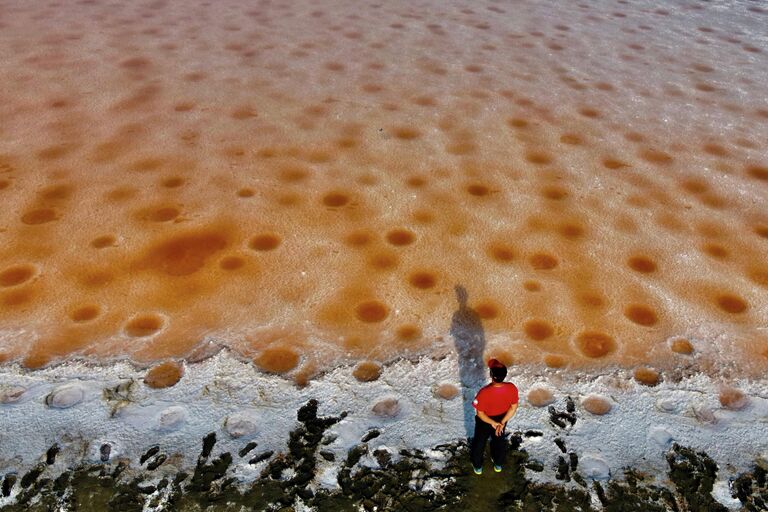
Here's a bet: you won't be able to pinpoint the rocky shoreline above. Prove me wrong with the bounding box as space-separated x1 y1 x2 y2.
1 397 768 511
2 351 768 511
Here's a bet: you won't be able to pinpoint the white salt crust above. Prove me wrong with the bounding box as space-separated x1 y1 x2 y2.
1 350 767 509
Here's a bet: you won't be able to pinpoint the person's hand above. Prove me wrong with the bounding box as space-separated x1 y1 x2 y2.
495 421 506 437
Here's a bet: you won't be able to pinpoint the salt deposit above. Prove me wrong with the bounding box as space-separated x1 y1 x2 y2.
526 386 556 407
0 0 767 506
581 394 612 416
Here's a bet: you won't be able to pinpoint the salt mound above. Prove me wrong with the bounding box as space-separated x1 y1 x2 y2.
157 405 187 430
434 383 459 400
353 362 382 382
45 384 84 409
225 411 259 438
634 368 661 387
372 397 401 418
582 395 612 415
144 361 183 389
526 386 555 407
0 385 25 404
719 387 749 411
670 338 695 355
254 347 299 375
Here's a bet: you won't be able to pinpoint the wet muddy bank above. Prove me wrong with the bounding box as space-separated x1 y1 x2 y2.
1 398 767 511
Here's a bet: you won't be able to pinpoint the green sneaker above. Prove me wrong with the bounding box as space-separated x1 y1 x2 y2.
473 466 483 475
493 465 502 473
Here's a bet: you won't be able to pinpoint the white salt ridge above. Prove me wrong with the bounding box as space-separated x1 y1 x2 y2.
157 405 187 431
0 350 767 505
45 383 85 409
579 454 611 481
224 410 259 439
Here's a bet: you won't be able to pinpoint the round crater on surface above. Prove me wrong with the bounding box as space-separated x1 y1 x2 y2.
543 354 567 368
322 191 350 207
670 338 694 355
407 270 437 289
124 314 165 337
623 304 659 326
474 301 500 320
487 243 516 263
385 228 416 246
90 235 117 249
249 233 282 251
21 208 58 225
254 347 300 374
627 255 657 273
69 304 100 323
396 324 421 341
529 252 559 270
523 319 554 340
355 300 389 323
219 255 246 270
715 293 748 314
575 331 616 358
0 264 37 287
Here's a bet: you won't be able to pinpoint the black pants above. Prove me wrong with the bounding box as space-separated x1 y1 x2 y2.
470 413 507 469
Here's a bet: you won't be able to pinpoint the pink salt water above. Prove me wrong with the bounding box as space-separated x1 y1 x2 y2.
0 0 766 380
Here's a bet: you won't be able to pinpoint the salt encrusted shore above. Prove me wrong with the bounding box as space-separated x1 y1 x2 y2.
1 351 768 510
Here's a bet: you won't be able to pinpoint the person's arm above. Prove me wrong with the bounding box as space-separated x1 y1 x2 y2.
495 403 518 436
476 410 501 430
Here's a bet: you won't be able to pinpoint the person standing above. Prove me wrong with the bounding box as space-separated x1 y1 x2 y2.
470 358 519 474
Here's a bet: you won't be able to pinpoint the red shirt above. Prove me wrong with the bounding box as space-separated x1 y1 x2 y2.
472 382 519 416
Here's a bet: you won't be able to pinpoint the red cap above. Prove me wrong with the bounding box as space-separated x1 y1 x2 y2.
488 358 505 369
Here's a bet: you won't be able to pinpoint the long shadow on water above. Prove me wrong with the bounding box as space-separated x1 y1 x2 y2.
449 285 487 440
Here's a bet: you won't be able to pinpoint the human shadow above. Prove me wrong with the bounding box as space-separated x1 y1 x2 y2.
449 285 487 440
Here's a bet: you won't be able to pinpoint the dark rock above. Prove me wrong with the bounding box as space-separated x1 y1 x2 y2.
20 463 45 488
346 444 368 467
100 443 112 462
556 456 570 481
112 461 128 479
189 451 232 493
46 443 60 465
53 471 71 494
297 399 319 423
524 430 543 437
146 454 167 471
137 484 156 494
2 473 17 497
239 441 258 457
666 443 728 512
566 396 576 413
249 451 274 465
140 445 159 465
569 452 579 471
157 478 168 491
362 429 381 442
319 450 335 462
554 438 566 453
321 434 338 445
201 432 217 458
373 448 392 468
525 460 544 472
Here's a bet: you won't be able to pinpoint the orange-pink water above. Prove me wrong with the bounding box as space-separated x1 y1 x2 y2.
0 0 766 380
